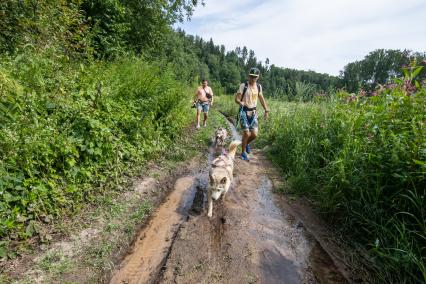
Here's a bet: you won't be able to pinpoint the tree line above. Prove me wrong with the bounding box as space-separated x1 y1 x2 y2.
157 29 343 101
155 29 425 100
1 1 424 98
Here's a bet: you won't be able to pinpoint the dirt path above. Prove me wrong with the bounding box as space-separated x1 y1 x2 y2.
110 120 352 284
157 153 347 284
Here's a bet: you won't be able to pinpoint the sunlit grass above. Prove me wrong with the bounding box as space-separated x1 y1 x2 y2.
216 90 426 283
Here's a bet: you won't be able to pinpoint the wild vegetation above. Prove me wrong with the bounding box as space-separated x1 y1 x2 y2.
0 0 202 257
0 53 193 251
217 62 426 283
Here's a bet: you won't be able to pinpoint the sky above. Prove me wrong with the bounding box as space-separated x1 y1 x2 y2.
176 0 426 76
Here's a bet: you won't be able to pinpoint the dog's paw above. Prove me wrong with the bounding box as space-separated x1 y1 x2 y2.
207 212 213 218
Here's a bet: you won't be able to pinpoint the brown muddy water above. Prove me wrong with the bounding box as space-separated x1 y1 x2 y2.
110 119 349 284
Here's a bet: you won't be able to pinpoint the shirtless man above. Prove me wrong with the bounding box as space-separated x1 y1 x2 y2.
193 79 214 129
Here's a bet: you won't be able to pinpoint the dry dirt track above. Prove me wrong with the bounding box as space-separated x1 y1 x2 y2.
110 147 350 284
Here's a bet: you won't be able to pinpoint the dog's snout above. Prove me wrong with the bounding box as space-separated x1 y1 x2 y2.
211 189 222 200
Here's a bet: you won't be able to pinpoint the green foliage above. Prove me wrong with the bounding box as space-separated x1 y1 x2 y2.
254 78 425 282
81 0 129 58
342 49 426 93
0 1 92 58
0 51 192 243
0 0 202 58
97 0 202 56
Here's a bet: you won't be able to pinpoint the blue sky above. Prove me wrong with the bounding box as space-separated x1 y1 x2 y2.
176 0 426 75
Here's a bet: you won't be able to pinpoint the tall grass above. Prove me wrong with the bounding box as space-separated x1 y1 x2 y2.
216 87 425 282
0 50 193 247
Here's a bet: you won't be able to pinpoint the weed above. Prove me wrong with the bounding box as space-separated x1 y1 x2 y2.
38 250 72 277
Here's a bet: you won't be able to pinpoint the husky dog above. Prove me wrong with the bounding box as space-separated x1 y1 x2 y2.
207 140 241 217
214 127 228 148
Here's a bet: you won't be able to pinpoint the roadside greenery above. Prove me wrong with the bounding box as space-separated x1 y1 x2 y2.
0 51 193 251
262 70 425 283
217 64 425 282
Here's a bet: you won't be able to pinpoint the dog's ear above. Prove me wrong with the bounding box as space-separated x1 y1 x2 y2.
220 177 227 184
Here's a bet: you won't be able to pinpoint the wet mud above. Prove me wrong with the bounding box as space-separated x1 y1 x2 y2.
110 120 350 284
110 176 199 284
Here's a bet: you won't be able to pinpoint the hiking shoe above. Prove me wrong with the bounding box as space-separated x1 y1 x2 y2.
246 144 251 154
241 152 249 161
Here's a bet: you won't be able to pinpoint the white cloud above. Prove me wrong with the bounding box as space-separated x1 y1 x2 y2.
178 0 426 75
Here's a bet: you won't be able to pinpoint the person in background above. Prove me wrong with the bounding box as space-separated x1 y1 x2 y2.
193 79 214 129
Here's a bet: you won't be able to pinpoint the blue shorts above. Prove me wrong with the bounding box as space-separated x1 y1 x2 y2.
239 108 258 132
196 101 210 113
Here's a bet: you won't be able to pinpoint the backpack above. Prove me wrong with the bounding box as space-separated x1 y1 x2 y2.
236 82 262 126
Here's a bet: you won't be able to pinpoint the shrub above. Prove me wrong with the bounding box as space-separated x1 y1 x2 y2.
0 51 192 242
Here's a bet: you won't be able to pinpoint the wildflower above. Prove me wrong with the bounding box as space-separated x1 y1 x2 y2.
403 80 416 96
385 83 397 90
346 95 357 103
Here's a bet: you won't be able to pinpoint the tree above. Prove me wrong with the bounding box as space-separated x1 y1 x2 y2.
341 49 426 92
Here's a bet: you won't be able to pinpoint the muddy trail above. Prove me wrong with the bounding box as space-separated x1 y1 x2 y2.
110 120 352 284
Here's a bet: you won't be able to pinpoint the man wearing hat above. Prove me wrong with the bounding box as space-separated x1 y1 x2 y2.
235 67 270 161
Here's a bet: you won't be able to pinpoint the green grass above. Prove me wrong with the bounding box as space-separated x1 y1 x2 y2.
216 89 426 283
38 251 72 277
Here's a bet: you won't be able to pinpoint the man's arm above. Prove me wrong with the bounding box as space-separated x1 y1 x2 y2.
193 88 200 103
235 92 243 106
210 87 214 105
258 93 270 118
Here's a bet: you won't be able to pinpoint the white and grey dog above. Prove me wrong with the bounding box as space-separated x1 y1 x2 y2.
207 140 240 218
214 127 228 148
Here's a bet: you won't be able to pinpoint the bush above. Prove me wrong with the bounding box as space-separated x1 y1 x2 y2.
0 51 192 242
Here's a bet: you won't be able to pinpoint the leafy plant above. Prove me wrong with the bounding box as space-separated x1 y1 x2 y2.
0 52 193 246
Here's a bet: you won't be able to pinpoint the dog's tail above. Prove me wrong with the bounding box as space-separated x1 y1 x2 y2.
228 140 241 159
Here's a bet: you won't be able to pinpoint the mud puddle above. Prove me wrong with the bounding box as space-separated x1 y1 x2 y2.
110 150 213 284
110 117 350 284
